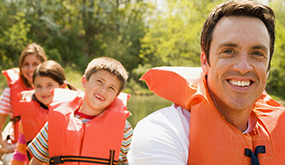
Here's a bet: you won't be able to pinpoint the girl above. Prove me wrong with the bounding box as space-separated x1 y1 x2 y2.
0 43 47 164
9 60 77 165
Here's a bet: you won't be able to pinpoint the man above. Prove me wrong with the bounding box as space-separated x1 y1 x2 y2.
127 0 285 164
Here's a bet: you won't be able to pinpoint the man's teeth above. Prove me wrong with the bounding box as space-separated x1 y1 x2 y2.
229 80 250 87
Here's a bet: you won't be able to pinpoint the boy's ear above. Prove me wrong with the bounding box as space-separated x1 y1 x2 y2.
81 75 87 88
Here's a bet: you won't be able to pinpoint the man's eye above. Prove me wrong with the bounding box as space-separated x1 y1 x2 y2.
223 49 234 54
252 51 263 56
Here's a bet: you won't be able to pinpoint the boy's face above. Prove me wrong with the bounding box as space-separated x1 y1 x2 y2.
81 70 121 116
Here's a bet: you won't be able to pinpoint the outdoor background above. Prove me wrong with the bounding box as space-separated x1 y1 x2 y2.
0 0 285 127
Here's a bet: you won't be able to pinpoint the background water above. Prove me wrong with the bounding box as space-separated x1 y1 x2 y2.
127 95 172 128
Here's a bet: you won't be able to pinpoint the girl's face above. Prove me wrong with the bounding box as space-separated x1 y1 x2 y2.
34 76 64 107
21 54 42 86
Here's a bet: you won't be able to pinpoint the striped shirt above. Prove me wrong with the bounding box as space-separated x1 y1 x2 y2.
27 110 133 165
0 87 12 115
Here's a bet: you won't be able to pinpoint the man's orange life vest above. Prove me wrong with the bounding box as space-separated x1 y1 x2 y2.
20 94 49 143
141 66 285 165
48 88 130 165
2 68 31 143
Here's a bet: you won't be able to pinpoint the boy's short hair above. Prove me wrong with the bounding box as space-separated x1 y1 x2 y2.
84 57 128 93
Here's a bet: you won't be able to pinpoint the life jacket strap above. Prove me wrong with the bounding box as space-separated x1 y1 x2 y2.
49 150 118 165
11 115 21 123
244 145 266 165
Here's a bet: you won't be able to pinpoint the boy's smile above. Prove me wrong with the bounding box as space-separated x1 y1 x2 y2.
81 70 121 116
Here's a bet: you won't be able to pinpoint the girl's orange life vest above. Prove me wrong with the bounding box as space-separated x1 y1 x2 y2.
141 67 285 165
48 88 130 165
20 95 49 143
2 68 31 143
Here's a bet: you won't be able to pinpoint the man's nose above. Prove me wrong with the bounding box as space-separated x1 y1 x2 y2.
233 53 253 74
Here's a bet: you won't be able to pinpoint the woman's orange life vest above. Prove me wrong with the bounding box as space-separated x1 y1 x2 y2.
141 66 285 165
20 94 49 143
48 88 130 165
2 68 31 143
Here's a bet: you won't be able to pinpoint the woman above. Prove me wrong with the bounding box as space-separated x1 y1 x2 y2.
0 43 47 164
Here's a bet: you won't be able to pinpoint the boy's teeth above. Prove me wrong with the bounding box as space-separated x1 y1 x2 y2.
95 94 104 100
229 80 250 87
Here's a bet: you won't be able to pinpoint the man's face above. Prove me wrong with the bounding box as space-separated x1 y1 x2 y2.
201 16 270 113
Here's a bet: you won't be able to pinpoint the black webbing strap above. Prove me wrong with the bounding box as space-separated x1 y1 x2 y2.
26 140 32 160
244 145 266 165
11 115 21 123
49 150 118 165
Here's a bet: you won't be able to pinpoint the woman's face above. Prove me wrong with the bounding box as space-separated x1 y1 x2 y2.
21 54 42 86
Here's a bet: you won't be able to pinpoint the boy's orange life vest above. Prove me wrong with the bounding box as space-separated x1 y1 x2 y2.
141 67 285 165
20 95 49 143
2 68 31 143
48 88 130 165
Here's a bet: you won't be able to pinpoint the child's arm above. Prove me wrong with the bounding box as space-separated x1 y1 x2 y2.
26 122 50 164
29 158 45 165
119 120 133 165
9 121 27 165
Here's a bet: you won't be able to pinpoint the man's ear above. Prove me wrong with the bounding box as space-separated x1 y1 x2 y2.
81 75 87 88
201 51 209 75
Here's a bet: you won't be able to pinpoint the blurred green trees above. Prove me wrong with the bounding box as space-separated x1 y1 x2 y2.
0 0 284 97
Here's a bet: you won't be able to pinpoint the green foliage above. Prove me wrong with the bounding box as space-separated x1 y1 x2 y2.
266 1 285 98
139 0 224 68
0 0 285 97
0 10 31 70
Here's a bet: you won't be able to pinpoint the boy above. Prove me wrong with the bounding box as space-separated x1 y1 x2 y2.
27 57 133 165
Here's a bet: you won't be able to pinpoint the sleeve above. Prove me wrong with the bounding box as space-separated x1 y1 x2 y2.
127 105 190 165
26 122 49 163
0 87 12 115
118 120 133 165
9 121 27 165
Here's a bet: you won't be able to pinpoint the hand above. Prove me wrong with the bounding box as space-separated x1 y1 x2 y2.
6 143 16 152
0 142 15 154
0 141 16 153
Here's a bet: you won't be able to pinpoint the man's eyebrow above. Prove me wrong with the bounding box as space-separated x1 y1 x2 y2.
252 45 268 52
217 42 239 48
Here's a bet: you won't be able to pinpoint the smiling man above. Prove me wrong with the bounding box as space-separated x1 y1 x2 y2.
127 0 285 164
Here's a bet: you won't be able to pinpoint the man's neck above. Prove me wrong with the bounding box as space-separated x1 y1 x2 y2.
220 110 251 132
209 92 253 132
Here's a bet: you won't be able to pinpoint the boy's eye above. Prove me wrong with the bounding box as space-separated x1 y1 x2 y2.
97 79 103 84
109 86 115 91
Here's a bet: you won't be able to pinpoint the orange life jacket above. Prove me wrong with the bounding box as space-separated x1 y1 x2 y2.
20 94 49 143
2 68 31 143
141 66 285 165
48 88 130 165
